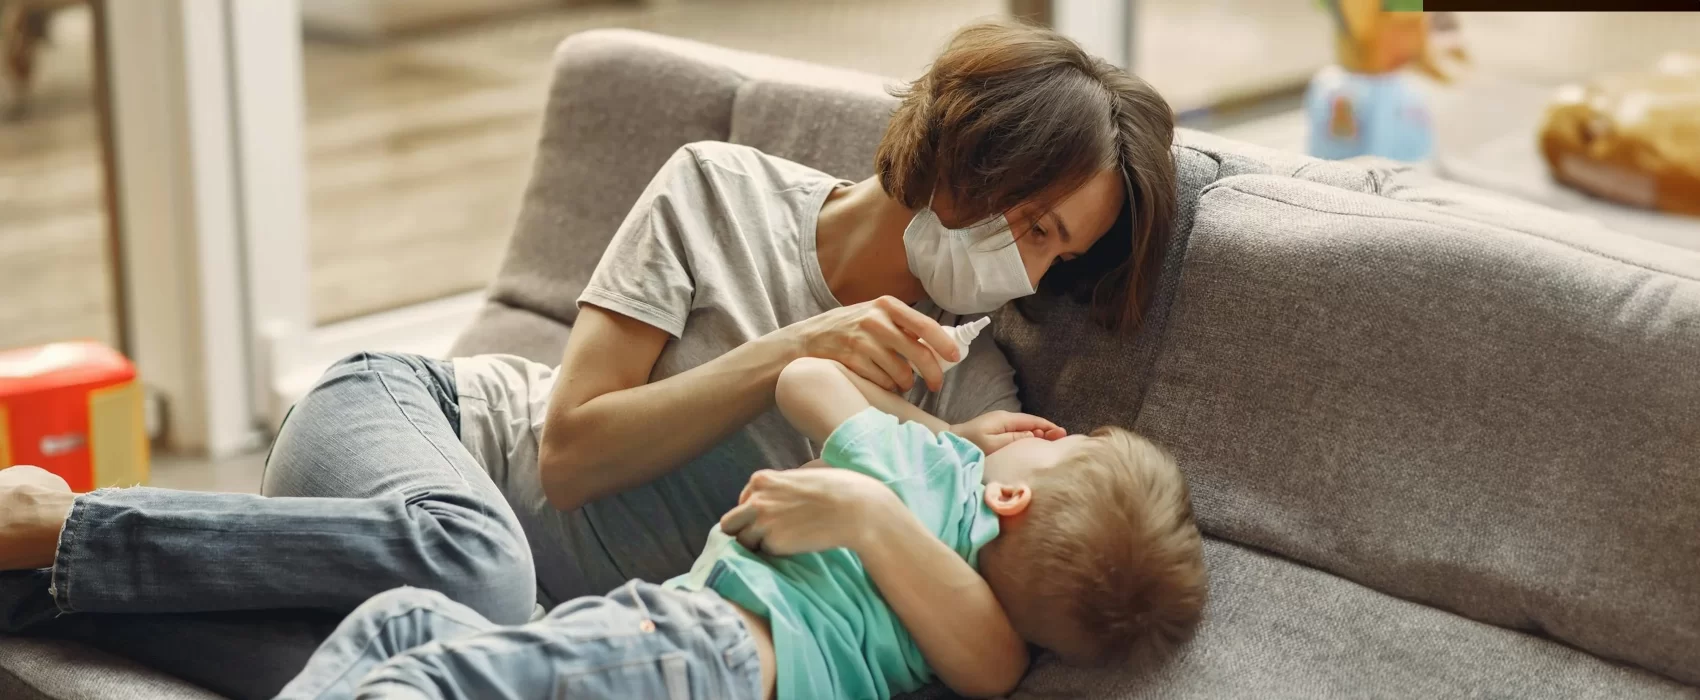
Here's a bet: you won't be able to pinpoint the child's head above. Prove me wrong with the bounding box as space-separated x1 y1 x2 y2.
977 427 1206 667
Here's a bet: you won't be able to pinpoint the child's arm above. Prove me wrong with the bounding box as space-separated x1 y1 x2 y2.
775 357 947 443
768 358 1029 697
777 357 1062 454
853 502 1030 697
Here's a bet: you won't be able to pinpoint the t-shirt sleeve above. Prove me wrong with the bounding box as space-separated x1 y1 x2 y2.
820 407 982 539
576 145 707 338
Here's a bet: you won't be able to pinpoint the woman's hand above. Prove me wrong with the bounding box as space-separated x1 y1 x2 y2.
785 296 961 394
951 411 1066 454
719 467 899 556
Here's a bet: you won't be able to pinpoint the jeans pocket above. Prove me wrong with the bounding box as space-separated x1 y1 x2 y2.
557 651 693 700
722 636 759 677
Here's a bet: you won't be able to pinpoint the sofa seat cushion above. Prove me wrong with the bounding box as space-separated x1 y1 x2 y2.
1008 538 1696 699
0 637 221 700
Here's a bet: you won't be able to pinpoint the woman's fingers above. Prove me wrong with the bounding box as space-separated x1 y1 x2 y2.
876 297 959 362
867 321 942 392
858 339 916 393
838 353 900 393
1043 427 1068 440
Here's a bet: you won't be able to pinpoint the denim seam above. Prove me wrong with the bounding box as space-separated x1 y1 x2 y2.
315 600 494 696
371 368 489 525
48 491 92 612
556 650 692 681
411 365 461 438
547 622 693 644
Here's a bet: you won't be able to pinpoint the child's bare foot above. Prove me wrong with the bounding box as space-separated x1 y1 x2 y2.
0 466 74 571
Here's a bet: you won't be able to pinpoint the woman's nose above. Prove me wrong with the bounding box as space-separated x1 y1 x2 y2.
1027 255 1051 288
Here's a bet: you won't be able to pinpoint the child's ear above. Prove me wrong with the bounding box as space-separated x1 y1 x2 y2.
984 482 1032 516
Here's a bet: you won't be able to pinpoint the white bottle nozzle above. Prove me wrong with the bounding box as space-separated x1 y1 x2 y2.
915 316 991 376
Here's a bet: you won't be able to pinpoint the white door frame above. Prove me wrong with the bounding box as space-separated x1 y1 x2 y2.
103 0 481 457
103 0 259 457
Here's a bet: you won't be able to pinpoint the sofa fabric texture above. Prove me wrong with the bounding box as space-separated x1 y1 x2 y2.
4 28 1694 700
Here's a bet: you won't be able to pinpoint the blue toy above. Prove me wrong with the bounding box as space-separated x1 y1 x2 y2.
1304 66 1433 162
1304 1 1465 162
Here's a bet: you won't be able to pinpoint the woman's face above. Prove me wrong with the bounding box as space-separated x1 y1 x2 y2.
930 167 1125 289
1003 169 1126 288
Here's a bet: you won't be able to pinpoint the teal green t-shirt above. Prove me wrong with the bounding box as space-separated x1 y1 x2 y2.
664 407 1001 700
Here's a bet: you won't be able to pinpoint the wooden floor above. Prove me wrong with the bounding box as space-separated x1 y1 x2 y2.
3 2 1697 363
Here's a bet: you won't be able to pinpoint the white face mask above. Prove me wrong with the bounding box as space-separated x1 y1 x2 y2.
903 207 1036 315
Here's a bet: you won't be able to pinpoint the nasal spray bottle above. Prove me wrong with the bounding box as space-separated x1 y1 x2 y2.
912 316 991 376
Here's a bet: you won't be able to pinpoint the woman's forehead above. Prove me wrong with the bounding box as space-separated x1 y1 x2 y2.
1044 169 1126 242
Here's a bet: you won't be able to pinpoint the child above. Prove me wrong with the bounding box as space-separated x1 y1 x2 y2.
276 357 1206 700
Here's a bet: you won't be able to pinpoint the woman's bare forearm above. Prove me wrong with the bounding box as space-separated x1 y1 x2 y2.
854 501 1029 698
541 332 798 510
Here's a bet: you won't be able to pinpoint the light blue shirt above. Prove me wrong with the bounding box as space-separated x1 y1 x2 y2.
666 407 1001 700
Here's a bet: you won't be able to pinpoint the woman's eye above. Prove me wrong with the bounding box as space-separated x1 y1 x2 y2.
1030 224 1048 239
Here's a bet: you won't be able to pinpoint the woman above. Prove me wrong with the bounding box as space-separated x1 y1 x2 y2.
0 20 1176 698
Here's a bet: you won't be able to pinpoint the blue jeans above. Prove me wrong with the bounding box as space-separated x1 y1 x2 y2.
1 353 539 698
277 582 761 700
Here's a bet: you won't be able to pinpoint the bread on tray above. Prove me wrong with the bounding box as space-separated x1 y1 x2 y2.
1539 53 1700 217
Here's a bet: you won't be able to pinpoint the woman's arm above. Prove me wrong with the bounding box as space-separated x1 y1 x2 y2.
538 306 795 510
540 298 963 511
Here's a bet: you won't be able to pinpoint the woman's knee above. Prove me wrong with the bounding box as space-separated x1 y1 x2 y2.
407 499 537 625
262 352 450 499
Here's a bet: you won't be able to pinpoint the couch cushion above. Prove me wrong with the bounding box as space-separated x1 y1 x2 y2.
728 78 893 182
489 30 748 328
0 638 221 700
487 30 894 330
1009 539 1697 699
997 166 1700 684
447 300 573 363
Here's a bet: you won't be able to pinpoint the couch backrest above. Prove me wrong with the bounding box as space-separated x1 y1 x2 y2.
996 142 1700 683
487 30 894 328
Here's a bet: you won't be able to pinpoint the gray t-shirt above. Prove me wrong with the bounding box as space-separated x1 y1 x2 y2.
454 142 1021 602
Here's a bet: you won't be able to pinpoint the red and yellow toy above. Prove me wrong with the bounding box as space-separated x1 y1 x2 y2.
0 342 148 492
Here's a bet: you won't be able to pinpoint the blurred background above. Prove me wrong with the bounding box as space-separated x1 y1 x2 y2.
0 0 1696 486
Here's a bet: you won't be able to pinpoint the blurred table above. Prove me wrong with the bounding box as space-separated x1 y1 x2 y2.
1430 77 1699 254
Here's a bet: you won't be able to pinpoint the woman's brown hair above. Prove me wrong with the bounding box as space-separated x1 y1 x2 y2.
875 20 1177 331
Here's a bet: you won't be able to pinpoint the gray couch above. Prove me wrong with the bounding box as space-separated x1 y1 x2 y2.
4 28 1697 700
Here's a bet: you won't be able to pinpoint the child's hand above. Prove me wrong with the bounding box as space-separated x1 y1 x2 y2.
950 411 1067 454
719 467 898 556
